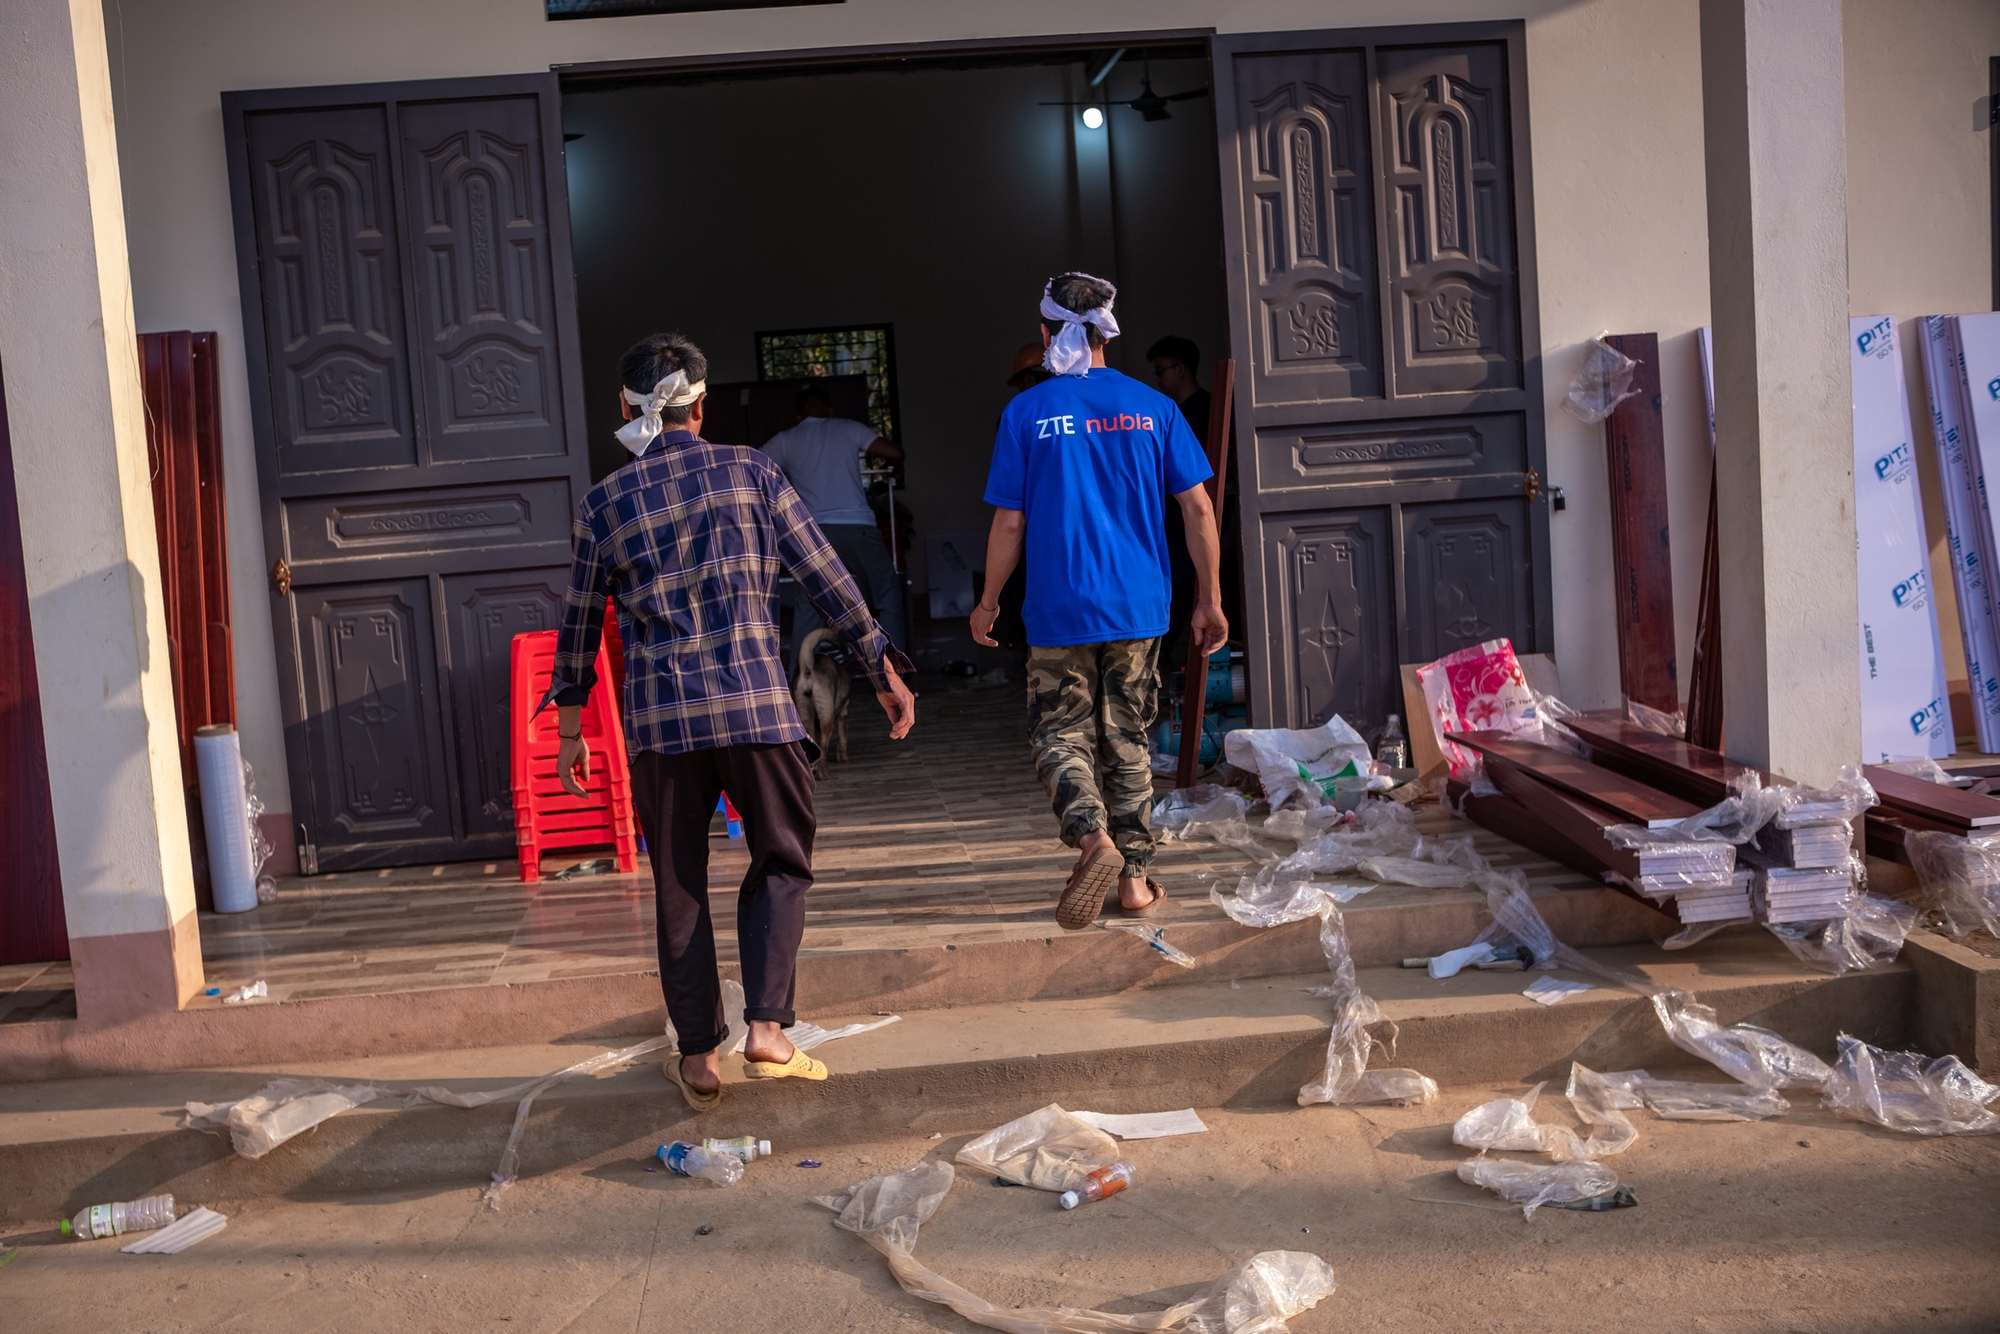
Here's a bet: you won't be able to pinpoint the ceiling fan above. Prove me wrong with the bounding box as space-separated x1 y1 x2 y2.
1043 53 1211 123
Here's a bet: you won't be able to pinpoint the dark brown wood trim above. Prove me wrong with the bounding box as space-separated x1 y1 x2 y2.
1566 713 1785 807
553 28 1215 84
1602 332 1678 713
1866 764 2000 830
1446 730 1699 826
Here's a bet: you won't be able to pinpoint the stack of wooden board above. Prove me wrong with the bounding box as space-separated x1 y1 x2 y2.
1863 763 2000 863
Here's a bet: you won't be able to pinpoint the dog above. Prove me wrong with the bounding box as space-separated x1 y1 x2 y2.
792 627 850 776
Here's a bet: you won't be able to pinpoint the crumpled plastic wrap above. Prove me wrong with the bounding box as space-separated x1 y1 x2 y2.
1877 757 1953 785
1621 698 1686 738
955 1104 1121 1192
1212 874 1436 1108
1655 772 1790 847
1590 1069 1790 1121
1356 856 1474 889
1154 787 1275 864
1456 1157 1621 1218
1650 990 1829 1090
1765 894 1916 975
1562 336 1642 423
1821 1035 2000 1136
816 1160 1339 1333
1904 830 2000 940
184 1078 385 1159
1257 805 1351 846
1772 765 1876 828
1220 718 1373 811
1450 1069 1635 1162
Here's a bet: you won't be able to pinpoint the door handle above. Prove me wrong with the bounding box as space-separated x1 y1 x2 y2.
272 558 292 597
1523 468 1542 503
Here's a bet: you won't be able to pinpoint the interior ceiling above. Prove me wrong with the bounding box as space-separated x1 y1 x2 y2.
557 38 1210 92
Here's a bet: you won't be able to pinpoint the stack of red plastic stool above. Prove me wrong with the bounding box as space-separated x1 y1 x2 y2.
510 628 638 882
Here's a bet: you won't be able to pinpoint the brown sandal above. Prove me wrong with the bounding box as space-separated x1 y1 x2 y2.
1119 878 1168 916
665 1052 722 1111
1056 846 1122 931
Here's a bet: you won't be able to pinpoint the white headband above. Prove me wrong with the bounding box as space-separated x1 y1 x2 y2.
615 370 707 456
1039 279 1120 376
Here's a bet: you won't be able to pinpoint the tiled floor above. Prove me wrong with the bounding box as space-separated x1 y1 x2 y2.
2 667 1596 1018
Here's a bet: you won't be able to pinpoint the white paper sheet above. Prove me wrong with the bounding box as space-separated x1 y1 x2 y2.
1852 316 1953 762
1919 316 2000 751
1522 977 1594 1006
1071 1108 1210 1139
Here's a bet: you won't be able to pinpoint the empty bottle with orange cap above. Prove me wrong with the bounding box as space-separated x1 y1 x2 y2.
1059 1161 1134 1210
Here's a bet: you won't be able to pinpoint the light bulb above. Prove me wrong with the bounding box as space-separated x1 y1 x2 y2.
1081 106 1105 130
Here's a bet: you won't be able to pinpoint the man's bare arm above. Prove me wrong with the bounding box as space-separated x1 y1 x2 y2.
1174 484 1229 656
969 508 1026 647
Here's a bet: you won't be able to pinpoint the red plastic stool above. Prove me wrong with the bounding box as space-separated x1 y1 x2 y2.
510 629 638 882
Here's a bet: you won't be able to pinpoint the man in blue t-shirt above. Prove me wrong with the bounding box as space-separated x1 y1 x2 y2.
972 272 1228 930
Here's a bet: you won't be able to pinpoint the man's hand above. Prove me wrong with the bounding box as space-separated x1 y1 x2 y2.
1191 602 1229 658
877 658 917 739
556 704 591 798
970 602 1001 647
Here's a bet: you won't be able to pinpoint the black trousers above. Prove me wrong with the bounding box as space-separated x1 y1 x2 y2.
629 742 817 1056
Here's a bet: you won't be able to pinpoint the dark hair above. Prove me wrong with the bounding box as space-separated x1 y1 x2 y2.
1146 335 1200 375
795 384 833 415
1041 272 1117 349
618 332 709 426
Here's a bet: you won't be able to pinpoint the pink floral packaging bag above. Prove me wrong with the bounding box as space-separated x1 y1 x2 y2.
1415 638 1540 778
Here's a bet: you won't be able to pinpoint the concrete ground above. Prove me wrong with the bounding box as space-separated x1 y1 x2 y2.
5 1087 1996 1333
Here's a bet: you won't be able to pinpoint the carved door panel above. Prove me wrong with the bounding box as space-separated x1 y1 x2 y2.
227 75 589 872
1215 27 1548 741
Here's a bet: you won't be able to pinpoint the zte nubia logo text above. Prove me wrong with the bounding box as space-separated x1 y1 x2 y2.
1909 696 1946 738
1034 413 1159 439
1855 317 1894 358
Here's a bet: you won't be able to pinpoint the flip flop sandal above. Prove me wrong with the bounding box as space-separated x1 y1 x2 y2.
1119 878 1169 916
1057 845 1122 931
743 1047 829 1081
664 1052 723 1111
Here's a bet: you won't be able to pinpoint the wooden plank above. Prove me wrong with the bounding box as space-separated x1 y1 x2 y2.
1177 359 1236 790
1481 756 1642 881
1685 455 1723 748
0 357 67 964
1602 333 1678 713
1445 730 1700 826
1447 781 1615 877
1565 712 1787 807
1865 764 2000 830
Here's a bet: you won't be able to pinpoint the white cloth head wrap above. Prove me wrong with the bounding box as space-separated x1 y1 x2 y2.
615 370 707 455
1039 278 1120 376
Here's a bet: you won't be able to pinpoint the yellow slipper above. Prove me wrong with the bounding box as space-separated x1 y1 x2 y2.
665 1053 723 1110
742 1047 828 1081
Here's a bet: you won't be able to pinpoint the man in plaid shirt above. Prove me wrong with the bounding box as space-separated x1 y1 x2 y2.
543 332 916 1110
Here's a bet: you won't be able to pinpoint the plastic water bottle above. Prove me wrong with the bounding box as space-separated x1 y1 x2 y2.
657 1141 744 1186
63 1194 176 1240
1059 1161 1134 1210
703 1135 772 1162
1377 714 1410 771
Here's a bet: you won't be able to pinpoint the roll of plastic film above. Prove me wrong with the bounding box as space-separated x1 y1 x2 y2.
194 724 258 913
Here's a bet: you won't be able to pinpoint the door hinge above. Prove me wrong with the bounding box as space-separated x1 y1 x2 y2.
272 558 292 597
1523 468 1542 503
296 823 318 877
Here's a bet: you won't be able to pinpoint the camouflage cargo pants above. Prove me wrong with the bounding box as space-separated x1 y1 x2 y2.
1026 638 1162 876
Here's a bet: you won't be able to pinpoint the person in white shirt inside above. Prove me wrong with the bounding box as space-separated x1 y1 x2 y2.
760 386 908 654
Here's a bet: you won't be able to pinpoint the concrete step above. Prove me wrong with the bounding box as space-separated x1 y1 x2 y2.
0 933 1911 1225
0 881 1670 1080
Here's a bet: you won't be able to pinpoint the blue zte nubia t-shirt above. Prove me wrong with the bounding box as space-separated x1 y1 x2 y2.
984 367 1213 647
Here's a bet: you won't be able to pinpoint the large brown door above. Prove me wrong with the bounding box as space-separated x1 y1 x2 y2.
1212 26 1550 741
224 75 589 872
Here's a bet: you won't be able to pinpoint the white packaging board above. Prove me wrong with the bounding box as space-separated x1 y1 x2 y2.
1919 315 2000 751
1851 316 1953 762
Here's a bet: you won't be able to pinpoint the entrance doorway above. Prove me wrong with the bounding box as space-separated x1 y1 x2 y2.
222 24 1546 875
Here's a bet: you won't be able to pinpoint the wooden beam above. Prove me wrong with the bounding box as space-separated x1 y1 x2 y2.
1446 730 1700 827
1685 455 1724 748
1865 764 2000 831
1565 712 1787 807
1176 358 1236 791
1602 333 1679 714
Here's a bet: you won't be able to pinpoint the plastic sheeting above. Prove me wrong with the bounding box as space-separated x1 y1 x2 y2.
1455 1157 1621 1219
184 1079 383 1159
1563 336 1642 423
1765 895 1916 976
1821 1035 2000 1136
1590 1070 1790 1122
955 1105 1121 1192
1220 718 1373 811
1449 1067 1635 1162
815 1161 1339 1334
1905 830 2000 940
1649 991 1830 1090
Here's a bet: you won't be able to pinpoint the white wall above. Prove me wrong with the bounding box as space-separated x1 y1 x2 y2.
103 0 1732 830
1843 0 2000 733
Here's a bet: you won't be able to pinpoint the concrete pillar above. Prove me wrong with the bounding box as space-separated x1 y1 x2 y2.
1699 0 1859 782
0 0 202 1019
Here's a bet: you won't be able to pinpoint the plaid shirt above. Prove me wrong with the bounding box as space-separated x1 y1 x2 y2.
540 430 908 755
